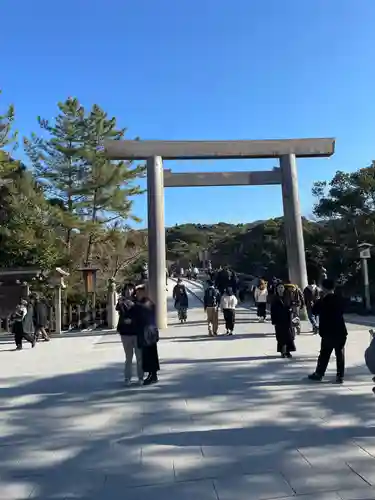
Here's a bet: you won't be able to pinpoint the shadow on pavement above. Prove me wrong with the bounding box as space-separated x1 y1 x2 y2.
0 320 375 500
170 332 276 342
1 347 375 498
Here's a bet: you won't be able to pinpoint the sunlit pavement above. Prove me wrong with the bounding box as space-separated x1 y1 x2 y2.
1 280 375 499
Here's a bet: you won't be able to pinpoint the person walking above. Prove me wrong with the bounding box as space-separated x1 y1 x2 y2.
12 299 36 350
204 280 221 336
229 271 239 297
254 279 268 322
365 329 375 393
173 279 189 323
284 280 304 335
308 279 347 384
23 299 36 342
173 280 189 323
215 266 231 297
116 284 143 386
33 295 50 342
220 287 238 335
271 283 296 358
133 285 160 386
303 279 320 334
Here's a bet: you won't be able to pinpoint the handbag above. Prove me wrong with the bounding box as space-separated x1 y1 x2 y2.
144 325 159 346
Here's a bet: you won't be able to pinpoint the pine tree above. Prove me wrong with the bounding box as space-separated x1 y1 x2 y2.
25 98 145 266
77 104 144 264
0 90 18 182
24 97 86 252
0 89 17 152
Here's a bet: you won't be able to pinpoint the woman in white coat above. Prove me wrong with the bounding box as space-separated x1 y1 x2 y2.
254 279 268 322
220 287 238 335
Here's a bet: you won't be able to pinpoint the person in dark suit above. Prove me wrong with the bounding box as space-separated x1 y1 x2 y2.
308 279 347 384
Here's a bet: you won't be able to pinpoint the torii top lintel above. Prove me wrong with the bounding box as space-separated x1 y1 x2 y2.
104 138 335 161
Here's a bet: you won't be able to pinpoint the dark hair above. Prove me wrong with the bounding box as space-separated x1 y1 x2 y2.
322 278 335 291
122 283 135 295
207 279 213 286
226 287 233 295
308 278 316 286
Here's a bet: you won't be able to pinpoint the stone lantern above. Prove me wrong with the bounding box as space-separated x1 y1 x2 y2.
358 243 372 312
79 266 99 327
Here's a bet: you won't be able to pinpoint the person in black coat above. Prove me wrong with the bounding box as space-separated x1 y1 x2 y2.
215 267 231 296
33 295 50 342
173 280 189 323
308 279 347 383
270 283 296 358
133 285 160 385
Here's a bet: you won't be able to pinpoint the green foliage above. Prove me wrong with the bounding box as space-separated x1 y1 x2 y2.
0 160 62 269
25 97 145 267
0 89 17 152
24 97 88 250
2 87 375 302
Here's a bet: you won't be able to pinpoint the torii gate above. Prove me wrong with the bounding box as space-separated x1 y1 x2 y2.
104 138 335 328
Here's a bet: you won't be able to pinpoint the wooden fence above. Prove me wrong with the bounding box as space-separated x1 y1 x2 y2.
0 300 110 334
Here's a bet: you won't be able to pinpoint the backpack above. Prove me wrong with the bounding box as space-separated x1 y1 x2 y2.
144 325 160 346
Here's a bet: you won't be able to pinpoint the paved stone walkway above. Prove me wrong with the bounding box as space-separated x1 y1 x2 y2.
1 280 375 499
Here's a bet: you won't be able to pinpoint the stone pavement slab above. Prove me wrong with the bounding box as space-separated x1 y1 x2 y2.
1 279 375 499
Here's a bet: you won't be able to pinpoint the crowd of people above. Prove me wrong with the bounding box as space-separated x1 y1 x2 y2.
10 263 367 389
196 268 350 384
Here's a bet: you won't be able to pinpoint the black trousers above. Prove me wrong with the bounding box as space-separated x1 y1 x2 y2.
257 302 267 319
223 309 235 331
316 337 346 378
14 322 34 347
142 344 160 374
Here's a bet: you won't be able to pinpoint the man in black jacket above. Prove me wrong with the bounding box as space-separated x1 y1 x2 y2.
308 279 348 384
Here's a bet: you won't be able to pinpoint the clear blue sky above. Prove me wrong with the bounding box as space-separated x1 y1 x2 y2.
2 0 375 227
